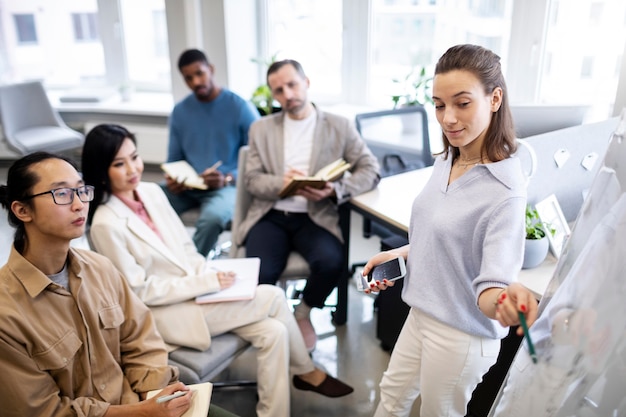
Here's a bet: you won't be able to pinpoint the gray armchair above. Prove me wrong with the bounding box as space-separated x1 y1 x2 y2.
0 81 84 155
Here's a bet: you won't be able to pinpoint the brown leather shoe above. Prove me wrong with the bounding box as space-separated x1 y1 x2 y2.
293 374 354 398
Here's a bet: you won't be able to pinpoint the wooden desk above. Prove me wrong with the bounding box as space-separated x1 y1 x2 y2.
349 167 433 237
348 167 556 297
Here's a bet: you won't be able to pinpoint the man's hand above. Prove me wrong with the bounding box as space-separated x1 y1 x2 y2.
297 182 335 201
200 169 224 189
164 175 189 195
283 167 307 188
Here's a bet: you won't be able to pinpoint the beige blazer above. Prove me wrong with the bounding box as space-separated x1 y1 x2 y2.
90 182 220 350
236 107 380 245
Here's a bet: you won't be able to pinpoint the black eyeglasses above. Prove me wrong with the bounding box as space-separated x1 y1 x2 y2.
23 185 95 205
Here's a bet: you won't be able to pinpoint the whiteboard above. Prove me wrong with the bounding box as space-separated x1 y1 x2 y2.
490 110 626 417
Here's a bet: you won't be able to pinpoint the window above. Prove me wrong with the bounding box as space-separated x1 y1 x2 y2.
589 2 604 26
5 5 104 86
368 0 513 107
580 56 594 78
152 10 168 58
264 0 343 101
119 0 170 89
14 14 37 44
0 0 170 92
72 13 98 42
539 0 626 121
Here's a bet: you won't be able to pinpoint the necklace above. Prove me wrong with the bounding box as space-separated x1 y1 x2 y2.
455 155 483 169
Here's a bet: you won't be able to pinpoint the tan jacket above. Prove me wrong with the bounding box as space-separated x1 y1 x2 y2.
0 247 178 417
236 107 380 245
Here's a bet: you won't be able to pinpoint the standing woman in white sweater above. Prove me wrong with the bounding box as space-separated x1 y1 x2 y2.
364 44 539 417
81 124 353 417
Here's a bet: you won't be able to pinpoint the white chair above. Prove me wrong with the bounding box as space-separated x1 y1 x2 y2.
230 146 349 324
0 81 84 155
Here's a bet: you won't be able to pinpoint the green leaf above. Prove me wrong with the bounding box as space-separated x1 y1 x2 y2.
389 65 433 107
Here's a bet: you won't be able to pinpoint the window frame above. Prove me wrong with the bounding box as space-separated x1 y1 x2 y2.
72 13 99 42
13 13 38 44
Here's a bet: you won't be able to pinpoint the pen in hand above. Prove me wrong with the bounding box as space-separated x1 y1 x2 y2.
156 390 189 404
207 160 223 173
518 311 537 364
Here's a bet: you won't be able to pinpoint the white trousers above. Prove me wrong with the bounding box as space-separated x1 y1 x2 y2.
374 308 500 417
200 285 315 417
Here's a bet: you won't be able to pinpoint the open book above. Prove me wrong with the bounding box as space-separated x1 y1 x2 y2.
147 382 212 417
195 257 260 304
160 160 208 190
278 158 351 198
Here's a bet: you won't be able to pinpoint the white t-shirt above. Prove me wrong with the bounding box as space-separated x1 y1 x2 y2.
274 110 317 213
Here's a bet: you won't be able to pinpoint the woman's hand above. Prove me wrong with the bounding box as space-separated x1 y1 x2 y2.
361 249 407 294
493 282 539 336
217 271 236 289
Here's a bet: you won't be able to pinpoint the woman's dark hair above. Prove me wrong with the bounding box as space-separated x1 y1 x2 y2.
434 44 517 162
0 152 76 253
81 124 136 223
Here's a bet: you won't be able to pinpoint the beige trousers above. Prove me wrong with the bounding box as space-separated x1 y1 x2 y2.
200 284 314 417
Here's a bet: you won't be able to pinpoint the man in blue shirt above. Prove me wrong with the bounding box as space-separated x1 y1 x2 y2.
163 49 260 256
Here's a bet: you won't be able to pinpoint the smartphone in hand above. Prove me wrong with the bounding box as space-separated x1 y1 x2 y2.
357 256 406 291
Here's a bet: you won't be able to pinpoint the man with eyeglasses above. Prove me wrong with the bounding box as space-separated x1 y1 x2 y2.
0 153 239 416
23 184 95 205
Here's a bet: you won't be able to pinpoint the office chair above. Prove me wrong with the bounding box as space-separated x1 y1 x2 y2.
230 146 349 324
0 81 85 155
355 106 434 238
168 333 256 388
355 106 433 173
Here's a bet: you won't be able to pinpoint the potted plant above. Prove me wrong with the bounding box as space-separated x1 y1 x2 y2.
523 205 555 269
390 65 433 134
250 53 281 116
250 84 275 116
391 65 434 109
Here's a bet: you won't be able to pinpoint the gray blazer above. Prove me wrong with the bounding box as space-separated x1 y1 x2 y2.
236 107 380 245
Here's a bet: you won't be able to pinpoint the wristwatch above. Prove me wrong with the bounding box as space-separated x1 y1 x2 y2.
224 173 235 187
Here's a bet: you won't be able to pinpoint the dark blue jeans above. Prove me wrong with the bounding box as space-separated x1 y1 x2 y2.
245 209 344 308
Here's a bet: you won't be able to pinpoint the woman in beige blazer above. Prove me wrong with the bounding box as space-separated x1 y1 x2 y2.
82 124 353 417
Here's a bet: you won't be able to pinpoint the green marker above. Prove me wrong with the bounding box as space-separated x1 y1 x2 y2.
518 311 537 364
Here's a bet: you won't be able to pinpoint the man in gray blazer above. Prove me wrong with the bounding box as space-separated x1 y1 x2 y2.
237 59 380 351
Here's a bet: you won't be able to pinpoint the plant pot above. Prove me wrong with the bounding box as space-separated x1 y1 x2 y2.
522 236 549 269
399 105 422 134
